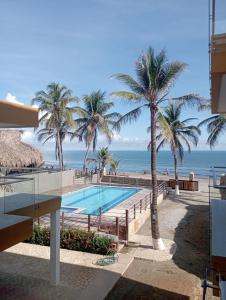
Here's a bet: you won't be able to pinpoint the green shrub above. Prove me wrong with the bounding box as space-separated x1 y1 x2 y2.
28 224 50 246
93 235 114 255
25 224 115 255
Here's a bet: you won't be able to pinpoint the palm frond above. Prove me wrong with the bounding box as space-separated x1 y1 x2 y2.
198 100 211 112
114 105 144 131
171 93 206 108
111 73 145 96
110 91 142 101
157 111 174 143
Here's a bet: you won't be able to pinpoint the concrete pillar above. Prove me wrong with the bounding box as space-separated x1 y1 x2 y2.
50 208 60 285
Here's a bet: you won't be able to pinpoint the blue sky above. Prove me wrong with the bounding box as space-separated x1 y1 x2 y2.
0 0 224 150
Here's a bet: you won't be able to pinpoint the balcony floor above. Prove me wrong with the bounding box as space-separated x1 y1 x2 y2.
0 243 132 300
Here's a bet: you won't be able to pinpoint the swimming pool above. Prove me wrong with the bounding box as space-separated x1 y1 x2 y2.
62 185 140 215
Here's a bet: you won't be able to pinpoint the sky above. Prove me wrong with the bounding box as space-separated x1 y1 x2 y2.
0 0 225 151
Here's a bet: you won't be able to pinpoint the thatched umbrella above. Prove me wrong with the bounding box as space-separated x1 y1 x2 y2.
0 130 43 168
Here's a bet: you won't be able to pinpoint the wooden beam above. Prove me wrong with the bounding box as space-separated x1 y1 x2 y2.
0 100 39 128
0 214 33 252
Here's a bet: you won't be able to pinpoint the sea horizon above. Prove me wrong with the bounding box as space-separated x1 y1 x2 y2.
42 149 226 177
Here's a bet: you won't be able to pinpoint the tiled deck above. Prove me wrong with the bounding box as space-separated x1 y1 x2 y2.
39 183 151 234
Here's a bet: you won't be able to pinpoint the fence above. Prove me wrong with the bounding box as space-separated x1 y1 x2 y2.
101 175 166 187
41 180 168 242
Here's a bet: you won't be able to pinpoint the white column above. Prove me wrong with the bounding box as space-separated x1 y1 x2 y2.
50 208 60 285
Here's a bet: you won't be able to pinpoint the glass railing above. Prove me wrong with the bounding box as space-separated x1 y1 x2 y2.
212 0 226 35
0 176 35 218
0 167 62 198
0 167 63 219
210 166 226 187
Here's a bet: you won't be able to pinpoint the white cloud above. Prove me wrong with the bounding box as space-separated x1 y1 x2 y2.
5 92 24 105
22 130 33 139
21 130 35 143
112 131 121 141
112 131 145 145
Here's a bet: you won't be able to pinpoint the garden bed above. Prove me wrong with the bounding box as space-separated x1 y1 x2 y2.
24 224 116 255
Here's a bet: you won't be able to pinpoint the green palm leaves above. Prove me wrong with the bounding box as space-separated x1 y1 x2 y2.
97 147 112 170
157 103 200 157
110 159 120 175
157 103 200 182
32 82 78 169
71 90 121 171
33 85 120 171
111 46 186 249
198 101 226 148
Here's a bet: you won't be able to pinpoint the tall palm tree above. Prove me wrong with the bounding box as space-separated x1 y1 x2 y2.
71 90 121 171
32 82 78 169
156 103 200 195
198 101 226 147
111 47 186 250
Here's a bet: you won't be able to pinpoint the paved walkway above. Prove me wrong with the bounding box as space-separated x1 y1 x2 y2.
0 243 133 300
106 185 211 299
0 232 176 300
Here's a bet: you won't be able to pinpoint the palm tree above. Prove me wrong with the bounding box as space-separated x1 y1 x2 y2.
97 147 112 174
87 147 112 174
156 103 200 195
198 101 226 147
35 122 71 167
110 159 120 175
32 82 78 169
71 90 121 171
111 47 186 250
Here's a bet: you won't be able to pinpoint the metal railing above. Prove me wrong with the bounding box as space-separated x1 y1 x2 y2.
210 0 226 36
42 180 169 242
0 167 63 196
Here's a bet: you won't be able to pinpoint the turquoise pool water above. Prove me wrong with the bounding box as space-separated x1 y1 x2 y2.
62 185 140 215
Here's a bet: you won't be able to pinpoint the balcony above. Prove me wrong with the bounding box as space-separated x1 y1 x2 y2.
207 167 226 297
210 0 226 113
0 169 62 285
0 176 35 251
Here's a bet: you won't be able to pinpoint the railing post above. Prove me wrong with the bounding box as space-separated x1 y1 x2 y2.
98 207 102 231
150 192 152 209
133 204 136 219
125 209 129 244
61 212 64 230
88 214 91 232
116 217 119 238
140 199 142 213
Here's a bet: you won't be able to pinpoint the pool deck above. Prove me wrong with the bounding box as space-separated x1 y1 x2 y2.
39 183 152 233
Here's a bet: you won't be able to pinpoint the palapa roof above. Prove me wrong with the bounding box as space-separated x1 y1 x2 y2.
0 130 43 168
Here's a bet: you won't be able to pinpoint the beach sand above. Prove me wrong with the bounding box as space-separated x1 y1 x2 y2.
106 176 213 299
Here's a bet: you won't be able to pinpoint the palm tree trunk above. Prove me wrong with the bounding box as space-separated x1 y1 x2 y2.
83 144 90 173
173 151 179 195
57 131 63 170
60 138 64 170
150 105 165 250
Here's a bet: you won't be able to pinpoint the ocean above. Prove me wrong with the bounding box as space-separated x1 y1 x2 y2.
42 150 226 177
